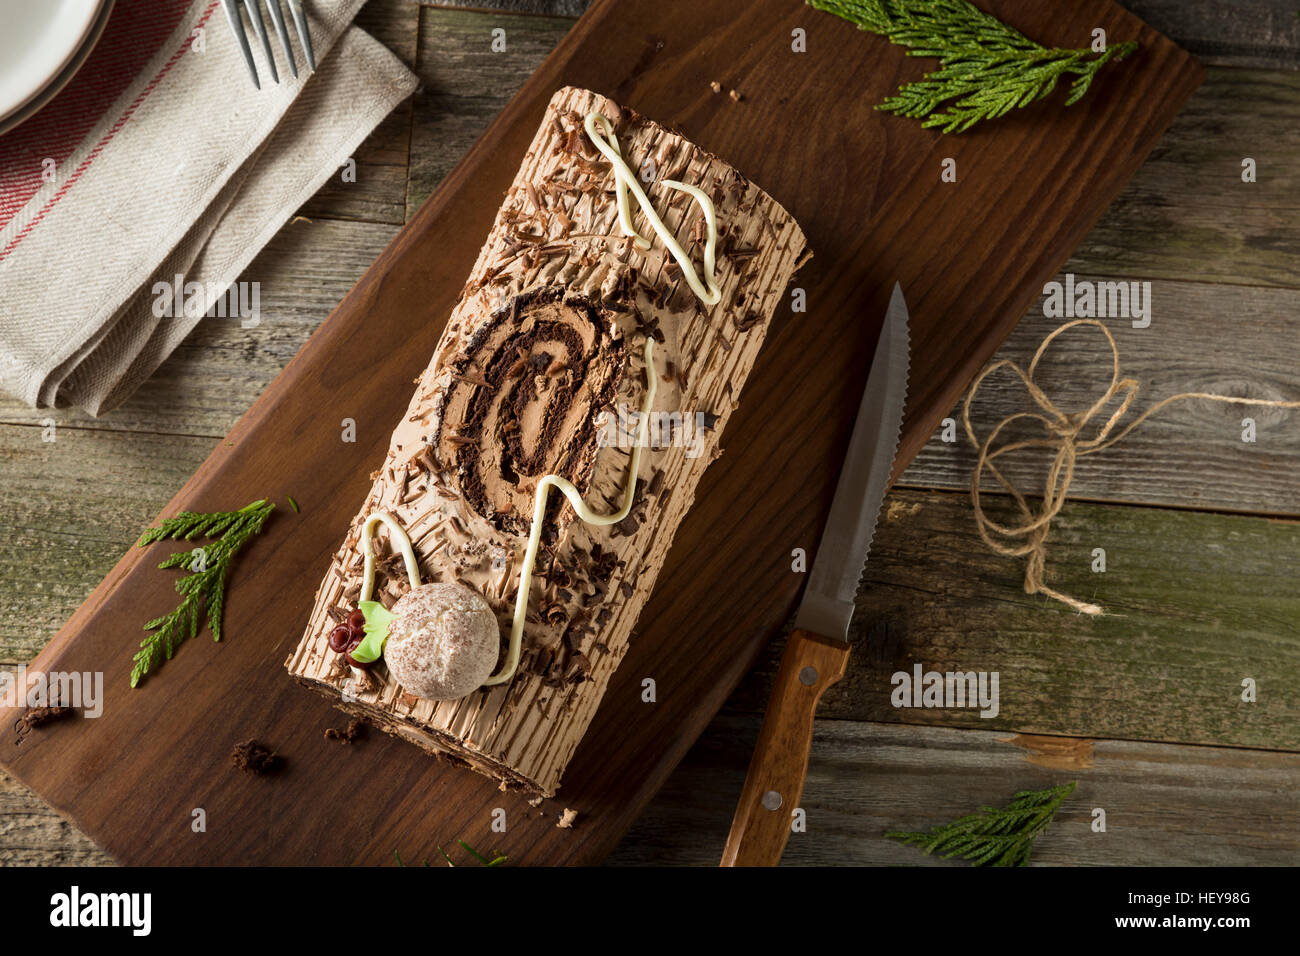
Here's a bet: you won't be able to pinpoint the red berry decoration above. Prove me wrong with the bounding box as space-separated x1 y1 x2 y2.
328 625 353 653
344 633 373 670
327 607 376 669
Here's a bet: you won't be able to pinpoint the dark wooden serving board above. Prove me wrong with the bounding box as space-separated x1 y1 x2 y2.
0 0 1201 865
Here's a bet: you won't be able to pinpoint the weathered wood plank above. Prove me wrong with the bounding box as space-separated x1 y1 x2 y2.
901 276 1300 516
297 0 420 224
608 715 1300 865
726 488 1300 751
0 426 217 659
9 711 1296 866
360 0 423 65
0 769 112 866
421 0 587 17
407 9 573 215
1125 0 1300 69
1071 68 1300 289
296 108 413 225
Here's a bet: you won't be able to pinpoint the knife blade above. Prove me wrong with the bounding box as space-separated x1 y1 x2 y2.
795 282 911 641
721 283 911 867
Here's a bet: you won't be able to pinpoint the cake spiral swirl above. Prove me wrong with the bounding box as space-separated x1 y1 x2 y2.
433 288 626 540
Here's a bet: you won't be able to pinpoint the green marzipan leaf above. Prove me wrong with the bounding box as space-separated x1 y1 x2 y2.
349 600 395 664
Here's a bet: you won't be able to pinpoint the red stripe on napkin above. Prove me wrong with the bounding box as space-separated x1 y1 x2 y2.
0 0 212 242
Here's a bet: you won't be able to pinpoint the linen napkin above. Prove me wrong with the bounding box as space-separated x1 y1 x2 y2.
0 0 417 414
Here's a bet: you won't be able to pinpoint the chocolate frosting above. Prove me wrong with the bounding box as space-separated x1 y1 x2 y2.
433 288 626 542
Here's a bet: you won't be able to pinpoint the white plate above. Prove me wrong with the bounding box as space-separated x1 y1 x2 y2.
0 0 110 125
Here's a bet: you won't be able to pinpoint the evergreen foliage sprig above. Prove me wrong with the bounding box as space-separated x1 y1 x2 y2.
438 841 508 867
886 781 1075 865
808 0 1137 132
132 498 276 687
395 843 508 867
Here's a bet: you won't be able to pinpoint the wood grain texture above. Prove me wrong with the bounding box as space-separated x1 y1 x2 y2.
9 713 1298 866
0 764 111 866
1124 0 1300 69
0 428 214 657
404 11 1300 302
408 50 1300 299
407 9 573 215
422 0 588 16
298 0 420 224
900 275 1300 515
1069 68 1300 289
421 0 1300 70
721 629 849 865
728 488 1300 751
0 0 1203 865
610 716 1300 865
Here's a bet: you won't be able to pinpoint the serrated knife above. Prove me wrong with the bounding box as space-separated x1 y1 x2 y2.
721 283 911 867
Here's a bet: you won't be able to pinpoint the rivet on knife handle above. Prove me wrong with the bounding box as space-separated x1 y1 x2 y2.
720 630 850 867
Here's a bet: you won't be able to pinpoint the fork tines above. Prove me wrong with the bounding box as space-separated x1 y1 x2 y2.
221 0 316 90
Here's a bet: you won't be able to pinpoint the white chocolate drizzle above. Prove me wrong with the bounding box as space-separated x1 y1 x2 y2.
359 511 421 603
486 337 659 686
583 112 722 306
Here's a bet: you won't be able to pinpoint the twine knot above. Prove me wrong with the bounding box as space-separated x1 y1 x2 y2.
962 319 1299 616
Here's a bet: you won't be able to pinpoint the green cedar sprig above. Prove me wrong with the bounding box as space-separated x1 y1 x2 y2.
886 781 1076 865
132 498 276 687
808 0 1138 133
395 842 508 867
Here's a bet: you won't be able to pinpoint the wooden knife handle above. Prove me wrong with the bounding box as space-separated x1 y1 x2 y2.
720 629 851 867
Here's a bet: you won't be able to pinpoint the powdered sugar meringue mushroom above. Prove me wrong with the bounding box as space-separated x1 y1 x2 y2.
336 512 501 700
382 582 500 700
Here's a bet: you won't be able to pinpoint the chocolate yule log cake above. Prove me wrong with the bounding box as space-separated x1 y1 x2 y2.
286 86 808 796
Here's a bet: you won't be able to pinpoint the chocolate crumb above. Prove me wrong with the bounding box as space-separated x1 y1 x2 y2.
20 706 71 729
232 739 282 775
325 720 366 744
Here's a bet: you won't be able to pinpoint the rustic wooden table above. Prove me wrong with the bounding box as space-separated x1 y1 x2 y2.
2 0 1297 866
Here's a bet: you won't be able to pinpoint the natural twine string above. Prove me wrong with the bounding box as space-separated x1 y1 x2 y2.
962 318 1300 615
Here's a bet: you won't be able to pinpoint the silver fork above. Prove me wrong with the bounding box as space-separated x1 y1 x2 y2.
221 0 316 90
